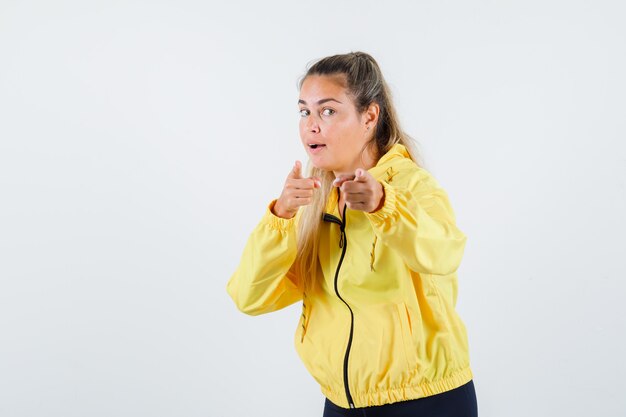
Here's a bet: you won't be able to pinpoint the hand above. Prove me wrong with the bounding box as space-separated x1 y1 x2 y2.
333 168 384 213
273 161 321 219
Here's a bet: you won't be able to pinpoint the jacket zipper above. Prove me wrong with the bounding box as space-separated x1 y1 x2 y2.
322 196 356 409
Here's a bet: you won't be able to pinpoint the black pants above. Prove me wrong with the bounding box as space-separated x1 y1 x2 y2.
323 380 478 417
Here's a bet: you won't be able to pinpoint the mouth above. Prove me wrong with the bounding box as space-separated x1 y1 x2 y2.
308 143 326 149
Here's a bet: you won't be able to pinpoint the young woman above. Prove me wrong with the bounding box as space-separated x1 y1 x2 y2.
226 51 478 417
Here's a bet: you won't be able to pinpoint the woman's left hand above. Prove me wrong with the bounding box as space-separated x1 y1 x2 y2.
333 169 385 213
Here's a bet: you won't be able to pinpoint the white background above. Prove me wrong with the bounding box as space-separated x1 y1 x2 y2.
1 1 625 416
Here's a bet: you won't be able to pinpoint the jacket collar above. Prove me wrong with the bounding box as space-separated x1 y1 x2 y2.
366 143 410 180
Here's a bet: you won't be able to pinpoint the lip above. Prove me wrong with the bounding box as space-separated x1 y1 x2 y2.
307 143 326 155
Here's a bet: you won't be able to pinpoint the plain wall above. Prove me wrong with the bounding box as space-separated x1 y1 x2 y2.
1 1 625 416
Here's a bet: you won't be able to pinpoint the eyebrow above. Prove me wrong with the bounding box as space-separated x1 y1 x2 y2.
298 98 343 106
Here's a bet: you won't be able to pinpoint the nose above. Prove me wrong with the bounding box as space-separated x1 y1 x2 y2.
305 114 320 133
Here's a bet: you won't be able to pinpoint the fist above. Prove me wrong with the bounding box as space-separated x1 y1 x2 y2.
333 168 384 213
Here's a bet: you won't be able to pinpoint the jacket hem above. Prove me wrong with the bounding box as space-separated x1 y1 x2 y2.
321 366 474 409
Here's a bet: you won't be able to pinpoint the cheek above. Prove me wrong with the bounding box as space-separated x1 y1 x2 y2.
333 127 355 147
298 124 307 141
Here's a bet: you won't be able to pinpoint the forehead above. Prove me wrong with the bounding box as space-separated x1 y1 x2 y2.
299 74 348 102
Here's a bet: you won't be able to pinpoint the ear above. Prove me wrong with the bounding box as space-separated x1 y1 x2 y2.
362 102 380 129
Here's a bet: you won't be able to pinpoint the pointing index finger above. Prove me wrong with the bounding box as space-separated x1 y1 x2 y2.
332 174 356 187
354 168 370 182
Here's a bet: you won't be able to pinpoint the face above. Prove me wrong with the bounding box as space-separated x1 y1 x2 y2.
298 75 378 175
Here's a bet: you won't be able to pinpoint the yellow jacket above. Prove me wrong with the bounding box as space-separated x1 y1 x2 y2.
226 144 473 408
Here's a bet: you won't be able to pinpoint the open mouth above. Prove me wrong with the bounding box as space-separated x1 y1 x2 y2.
309 144 326 149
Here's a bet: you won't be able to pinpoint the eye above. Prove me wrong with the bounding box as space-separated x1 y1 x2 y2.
322 108 335 116
299 109 309 117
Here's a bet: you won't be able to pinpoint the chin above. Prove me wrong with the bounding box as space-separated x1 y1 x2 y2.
309 159 334 172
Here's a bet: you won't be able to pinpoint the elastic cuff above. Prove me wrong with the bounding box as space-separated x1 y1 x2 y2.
365 181 398 225
263 199 297 231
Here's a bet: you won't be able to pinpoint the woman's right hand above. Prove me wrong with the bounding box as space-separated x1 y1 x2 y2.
272 160 321 219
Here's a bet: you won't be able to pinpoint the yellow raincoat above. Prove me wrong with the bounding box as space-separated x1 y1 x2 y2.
226 143 473 408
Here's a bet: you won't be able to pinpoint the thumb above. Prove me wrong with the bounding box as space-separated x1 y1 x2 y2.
289 160 303 179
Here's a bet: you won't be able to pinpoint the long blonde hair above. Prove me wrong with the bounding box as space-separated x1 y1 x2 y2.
294 51 423 295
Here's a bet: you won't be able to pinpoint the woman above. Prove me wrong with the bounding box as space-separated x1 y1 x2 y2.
226 51 478 417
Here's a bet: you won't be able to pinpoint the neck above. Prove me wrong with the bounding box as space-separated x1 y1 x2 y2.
333 146 378 178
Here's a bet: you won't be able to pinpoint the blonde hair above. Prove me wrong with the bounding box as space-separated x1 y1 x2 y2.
294 51 423 295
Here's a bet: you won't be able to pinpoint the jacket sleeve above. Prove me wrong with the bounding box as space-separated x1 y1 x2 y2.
226 199 303 316
364 166 467 276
